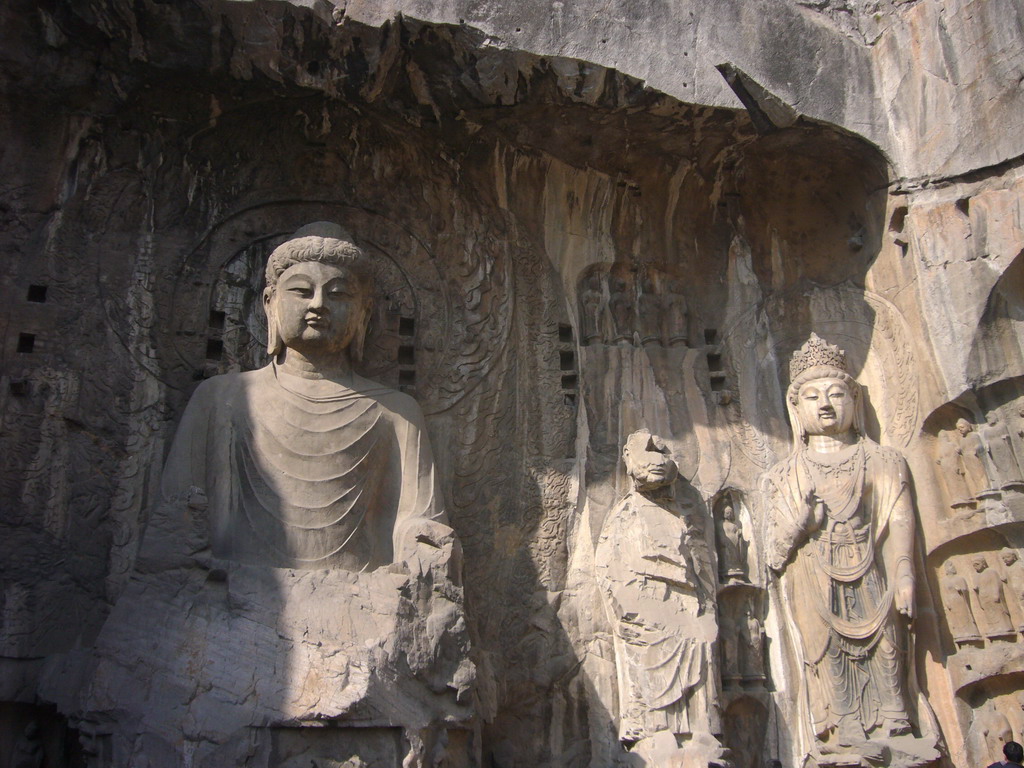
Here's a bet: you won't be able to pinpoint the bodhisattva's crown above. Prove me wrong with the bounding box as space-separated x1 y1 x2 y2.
789 332 848 381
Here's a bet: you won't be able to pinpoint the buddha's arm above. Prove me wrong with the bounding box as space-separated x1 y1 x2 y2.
389 394 452 564
139 380 217 570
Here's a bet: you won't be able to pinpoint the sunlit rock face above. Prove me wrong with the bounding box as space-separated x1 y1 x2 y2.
2 1 1024 767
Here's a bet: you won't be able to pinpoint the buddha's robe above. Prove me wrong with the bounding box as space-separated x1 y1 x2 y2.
156 364 444 570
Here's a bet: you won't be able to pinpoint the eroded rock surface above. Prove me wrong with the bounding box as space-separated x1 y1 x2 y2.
2 1 1024 767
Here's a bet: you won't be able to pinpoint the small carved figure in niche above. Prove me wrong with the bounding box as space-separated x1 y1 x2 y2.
607 268 635 344
720 612 741 683
595 430 724 765
971 556 1015 638
11 721 44 768
661 276 689 346
578 270 605 346
935 429 974 508
762 334 931 760
999 549 1024 630
958 418 996 498
637 270 663 345
741 608 766 681
980 412 1024 490
941 560 981 643
715 500 748 584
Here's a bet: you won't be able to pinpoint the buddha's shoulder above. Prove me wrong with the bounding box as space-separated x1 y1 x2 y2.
352 375 428 426
187 367 271 402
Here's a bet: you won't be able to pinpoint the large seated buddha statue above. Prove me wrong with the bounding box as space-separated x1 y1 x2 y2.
51 224 475 768
158 223 444 571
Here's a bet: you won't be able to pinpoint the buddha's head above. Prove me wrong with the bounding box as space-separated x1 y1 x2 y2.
956 418 973 437
972 556 988 573
1002 549 1019 567
944 561 958 576
786 333 864 447
622 429 678 492
263 223 374 361
722 503 735 521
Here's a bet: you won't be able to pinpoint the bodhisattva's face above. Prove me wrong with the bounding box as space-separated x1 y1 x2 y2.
268 262 367 357
797 377 855 437
624 434 679 491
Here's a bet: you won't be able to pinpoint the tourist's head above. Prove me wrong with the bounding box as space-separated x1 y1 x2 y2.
622 430 678 492
263 223 374 360
786 334 864 447
1004 741 1023 764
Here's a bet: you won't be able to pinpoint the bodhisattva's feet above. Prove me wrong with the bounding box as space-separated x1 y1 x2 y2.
883 717 912 737
835 719 867 748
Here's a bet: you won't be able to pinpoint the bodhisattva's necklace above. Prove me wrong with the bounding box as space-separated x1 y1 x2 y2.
800 438 866 523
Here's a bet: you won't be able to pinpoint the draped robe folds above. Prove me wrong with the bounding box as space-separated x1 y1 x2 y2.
763 439 914 750
65 365 471 764
595 495 719 743
159 364 444 570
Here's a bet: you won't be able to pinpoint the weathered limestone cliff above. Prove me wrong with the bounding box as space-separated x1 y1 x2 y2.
1 0 1022 766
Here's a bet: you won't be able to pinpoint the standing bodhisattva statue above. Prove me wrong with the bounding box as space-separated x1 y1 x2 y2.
762 334 938 766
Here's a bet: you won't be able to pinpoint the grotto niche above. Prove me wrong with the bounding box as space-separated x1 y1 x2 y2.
1 2 987 767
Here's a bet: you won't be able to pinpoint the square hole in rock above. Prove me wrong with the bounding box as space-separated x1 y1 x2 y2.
17 333 35 353
27 285 47 303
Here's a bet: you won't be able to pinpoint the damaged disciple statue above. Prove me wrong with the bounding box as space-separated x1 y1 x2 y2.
761 333 940 768
54 224 475 768
595 429 724 768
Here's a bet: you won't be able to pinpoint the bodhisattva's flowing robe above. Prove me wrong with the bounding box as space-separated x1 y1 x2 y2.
763 439 914 748
151 363 444 570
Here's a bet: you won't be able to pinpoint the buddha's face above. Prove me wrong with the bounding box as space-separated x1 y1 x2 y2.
973 557 987 573
796 377 855 437
623 432 678 491
1002 551 1018 567
267 261 368 356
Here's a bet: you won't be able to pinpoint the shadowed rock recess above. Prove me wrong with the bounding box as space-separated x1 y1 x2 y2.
2 0 1024 766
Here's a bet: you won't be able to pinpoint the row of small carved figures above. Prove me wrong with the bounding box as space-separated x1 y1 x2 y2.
935 414 1024 508
941 549 1024 644
577 270 690 347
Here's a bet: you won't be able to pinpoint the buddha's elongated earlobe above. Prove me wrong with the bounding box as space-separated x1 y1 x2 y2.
264 289 282 357
350 302 371 363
